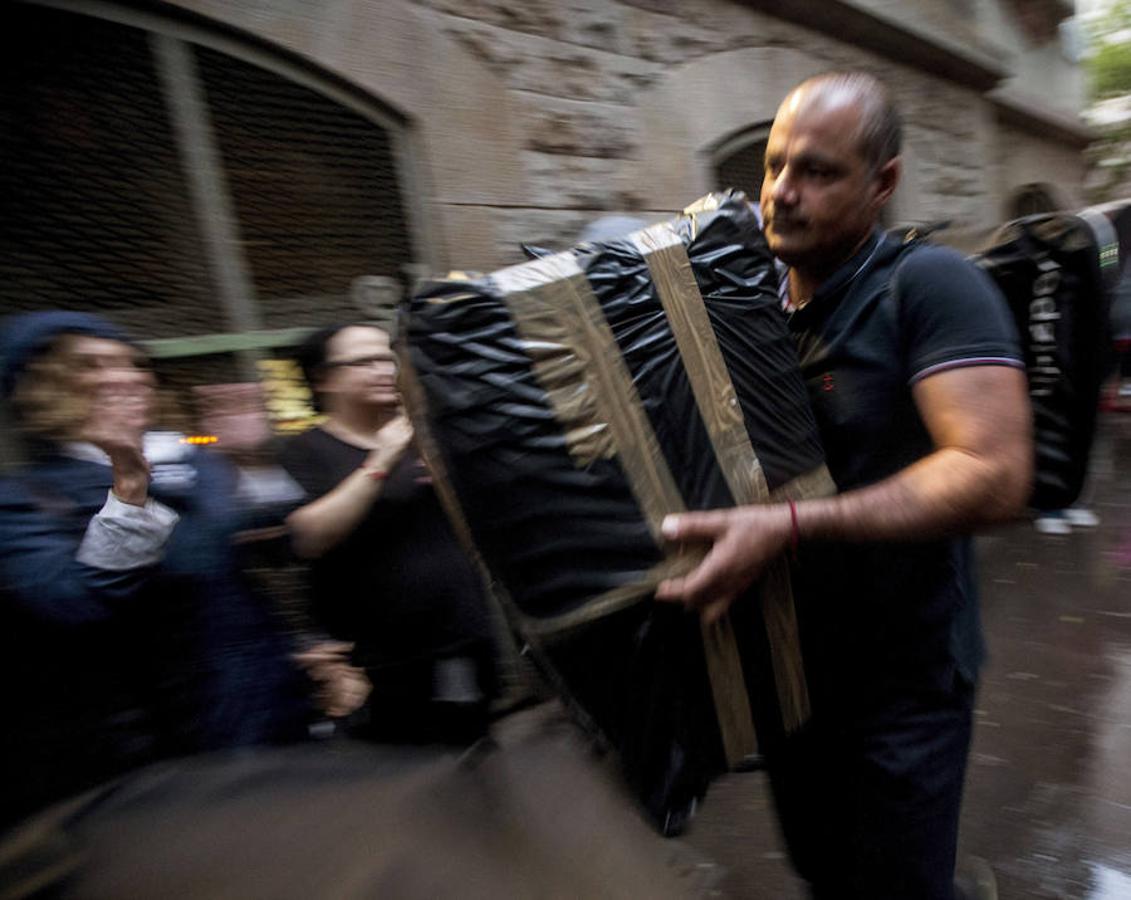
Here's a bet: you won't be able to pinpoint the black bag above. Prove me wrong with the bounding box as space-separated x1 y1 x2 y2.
974 212 1118 510
402 192 832 833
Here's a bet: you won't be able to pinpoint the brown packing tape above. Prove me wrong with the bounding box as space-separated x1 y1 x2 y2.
517 553 703 641
699 616 759 766
521 462 835 642
738 463 834 734
497 249 757 766
768 465 838 503
401 274 687 651
488 266 615 467
633 225 770 505
764 460 837 733
758 559 809 731
636 224 821 736
398 326 624 744
495 254 687 540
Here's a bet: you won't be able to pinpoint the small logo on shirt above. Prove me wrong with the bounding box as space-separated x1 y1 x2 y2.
821 373 835 392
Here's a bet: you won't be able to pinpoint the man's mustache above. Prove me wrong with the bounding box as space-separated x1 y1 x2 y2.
766 212 806 230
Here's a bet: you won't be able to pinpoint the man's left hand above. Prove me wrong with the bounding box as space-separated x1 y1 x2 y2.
655 504 792 623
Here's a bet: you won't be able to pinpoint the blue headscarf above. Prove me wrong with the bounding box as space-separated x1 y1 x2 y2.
0 312 132 400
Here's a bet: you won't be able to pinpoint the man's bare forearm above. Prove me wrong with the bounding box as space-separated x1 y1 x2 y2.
796 444 1031 544
656 366 1031 616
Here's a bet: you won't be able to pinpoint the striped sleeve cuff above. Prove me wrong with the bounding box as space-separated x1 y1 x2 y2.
909 356 1025 386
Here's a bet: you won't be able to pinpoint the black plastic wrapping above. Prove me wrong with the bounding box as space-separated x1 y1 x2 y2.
403 192 827 831
976 214 1114 510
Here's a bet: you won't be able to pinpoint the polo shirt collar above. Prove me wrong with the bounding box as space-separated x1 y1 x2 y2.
789 229 896 320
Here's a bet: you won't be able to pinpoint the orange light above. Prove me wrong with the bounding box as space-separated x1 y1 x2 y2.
180 435 219 445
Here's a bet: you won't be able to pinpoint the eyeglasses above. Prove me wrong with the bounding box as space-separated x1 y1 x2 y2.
70 351 153 372
326 355 398 372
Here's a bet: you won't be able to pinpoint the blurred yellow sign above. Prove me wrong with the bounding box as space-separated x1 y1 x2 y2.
257 358 322 434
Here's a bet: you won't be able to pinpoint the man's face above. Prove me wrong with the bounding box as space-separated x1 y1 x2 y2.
760 90 896 273
65 335 155 433
320 326 399 412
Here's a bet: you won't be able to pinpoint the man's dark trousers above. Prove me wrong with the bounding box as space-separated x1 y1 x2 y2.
767 675 975 899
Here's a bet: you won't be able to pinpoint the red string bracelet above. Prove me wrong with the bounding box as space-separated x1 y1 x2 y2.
787 499 799 561
365 468 388 482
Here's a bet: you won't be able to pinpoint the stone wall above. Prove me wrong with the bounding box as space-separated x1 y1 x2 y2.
992 119 1089 215
165 0 1085 271
412 0 1006 254
980 0 1085 114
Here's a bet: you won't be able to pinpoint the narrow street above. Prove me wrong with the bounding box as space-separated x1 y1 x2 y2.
683 412 1131 899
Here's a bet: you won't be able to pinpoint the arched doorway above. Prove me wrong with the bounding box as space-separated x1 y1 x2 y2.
1008 183 1062 219
712 124 771 205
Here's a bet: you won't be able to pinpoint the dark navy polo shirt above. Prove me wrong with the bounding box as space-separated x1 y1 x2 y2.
785 230 1023 707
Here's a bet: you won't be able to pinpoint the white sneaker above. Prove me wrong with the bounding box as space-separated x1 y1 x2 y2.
955 855 999 900
1035 514 1071 535
1063 507 1100 528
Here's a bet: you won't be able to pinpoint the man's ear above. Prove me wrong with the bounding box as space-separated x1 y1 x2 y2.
873 156 901 209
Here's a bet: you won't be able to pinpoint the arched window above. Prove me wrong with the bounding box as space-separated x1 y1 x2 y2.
712 125 771 204
1009 183 1061 219
1 2 418 416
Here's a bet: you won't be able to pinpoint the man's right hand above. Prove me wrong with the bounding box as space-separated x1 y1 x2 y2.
656 504 793 623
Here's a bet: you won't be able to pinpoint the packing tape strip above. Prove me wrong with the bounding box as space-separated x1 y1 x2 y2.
497 249 757 765
635 223 823 733
495 253 687 539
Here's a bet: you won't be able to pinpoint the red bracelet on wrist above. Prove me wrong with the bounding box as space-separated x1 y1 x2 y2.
787 500 799 561
365 467 388 482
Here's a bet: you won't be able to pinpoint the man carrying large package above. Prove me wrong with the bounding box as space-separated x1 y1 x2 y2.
658 73 1033 898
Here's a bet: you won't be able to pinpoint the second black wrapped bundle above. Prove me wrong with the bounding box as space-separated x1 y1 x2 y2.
977 212 1117 510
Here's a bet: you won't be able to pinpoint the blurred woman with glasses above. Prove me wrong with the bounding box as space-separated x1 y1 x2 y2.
281 323 498 745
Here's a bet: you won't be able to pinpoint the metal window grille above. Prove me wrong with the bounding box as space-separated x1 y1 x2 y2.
0 5 221 339
195 45 414 329
714 135 769 203
1010 183 1060 219
1 2 415 416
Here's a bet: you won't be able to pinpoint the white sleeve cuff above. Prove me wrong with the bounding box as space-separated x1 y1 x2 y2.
76 491 180 571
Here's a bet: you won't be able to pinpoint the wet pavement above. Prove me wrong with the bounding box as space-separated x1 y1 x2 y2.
682 412 1131 899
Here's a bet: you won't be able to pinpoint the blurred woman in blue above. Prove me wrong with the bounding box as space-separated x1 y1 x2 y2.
0 312 308 828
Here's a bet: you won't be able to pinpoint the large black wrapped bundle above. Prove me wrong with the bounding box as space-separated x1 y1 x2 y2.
976 212 1118 510
402 192 833 832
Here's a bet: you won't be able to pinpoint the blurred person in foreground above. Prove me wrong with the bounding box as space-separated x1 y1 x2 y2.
0 312 309 830
280 323 497 745
657 73 1032 898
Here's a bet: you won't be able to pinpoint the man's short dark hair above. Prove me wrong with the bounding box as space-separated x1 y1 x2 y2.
797 72 902 170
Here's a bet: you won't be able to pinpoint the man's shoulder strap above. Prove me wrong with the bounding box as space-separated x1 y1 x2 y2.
883 229 928 318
